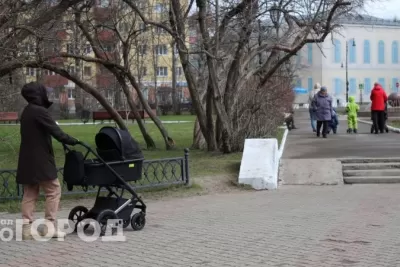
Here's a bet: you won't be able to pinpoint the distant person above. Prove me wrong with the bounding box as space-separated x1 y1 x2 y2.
327 107 339 134
308 83 320 132
370 82 388 134
346 96 359 134
311 86 333 138
16 82 79 240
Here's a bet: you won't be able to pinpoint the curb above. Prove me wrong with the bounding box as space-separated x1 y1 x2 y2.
358 119 400 133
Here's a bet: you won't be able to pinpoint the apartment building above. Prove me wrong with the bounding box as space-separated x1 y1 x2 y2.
22 0 190 115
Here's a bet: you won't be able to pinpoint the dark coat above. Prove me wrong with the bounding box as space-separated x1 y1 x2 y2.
16 82 78 185
312 92 333 121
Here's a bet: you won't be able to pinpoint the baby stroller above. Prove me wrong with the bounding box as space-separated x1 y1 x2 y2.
370 104 389 133
63 126 146 236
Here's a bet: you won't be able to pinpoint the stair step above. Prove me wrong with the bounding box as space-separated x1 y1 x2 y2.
344 176 400 184
340 158 400 164
342 162 400 170
343 169 400 177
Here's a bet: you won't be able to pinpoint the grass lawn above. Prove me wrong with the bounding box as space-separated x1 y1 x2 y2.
0 115 285 211
388 120 400 128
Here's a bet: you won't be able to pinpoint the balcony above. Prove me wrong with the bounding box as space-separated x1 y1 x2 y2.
97 29 116 42
93 6 113 21
96 73 115 88
43 75 68 88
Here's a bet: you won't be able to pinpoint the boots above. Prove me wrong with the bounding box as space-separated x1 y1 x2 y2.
38 220 66 238
22 223 33 240
353 129 357 134
22 223 42 240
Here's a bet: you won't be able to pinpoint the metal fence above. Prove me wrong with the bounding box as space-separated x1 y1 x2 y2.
0 149 190 200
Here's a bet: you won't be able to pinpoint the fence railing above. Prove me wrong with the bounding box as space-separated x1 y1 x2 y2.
0 149 190 200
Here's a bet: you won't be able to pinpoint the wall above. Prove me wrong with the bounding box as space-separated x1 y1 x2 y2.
296 20 400 104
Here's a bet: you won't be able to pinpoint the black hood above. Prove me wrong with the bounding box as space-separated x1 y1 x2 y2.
21 82 53 109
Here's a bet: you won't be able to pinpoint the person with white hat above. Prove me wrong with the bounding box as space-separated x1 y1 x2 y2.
308 83 320 132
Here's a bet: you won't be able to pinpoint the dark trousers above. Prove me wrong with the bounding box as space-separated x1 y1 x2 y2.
372 111 385 133
317 120 328 135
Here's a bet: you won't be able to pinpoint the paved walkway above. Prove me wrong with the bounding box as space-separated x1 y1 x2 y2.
2 110 400 266
283 110 400 159
1 185 400 266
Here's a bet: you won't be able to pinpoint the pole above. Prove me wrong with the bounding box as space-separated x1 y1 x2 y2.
346 42 349 103
258 20 261 65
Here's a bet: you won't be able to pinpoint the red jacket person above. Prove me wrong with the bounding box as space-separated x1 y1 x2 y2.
370 83 388 133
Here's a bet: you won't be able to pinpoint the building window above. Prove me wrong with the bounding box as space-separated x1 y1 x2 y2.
176 67 183 76
378 78 385 89
156 66 168 77
26 67 35 76
296 78 302 88
67 66 76 74
307 43 312 64
334 78 342 95
154 3 167 13
349 40 356 64
102 44 113 52
138 44 147 55
364 78 372 94
378 40 385 64
363 40 370 64
392 41 399 64
26 43 35 53
139 23 146 31
68 89 75 100
333 39 341 63
307 77 313 92
155 45 168 55
392 78 398 92
84 44 91 54
66 43 73 54
155 27 167 34
349 78 357 95
106 89 114 99
98 0 110 8
84 66 92 76
140 67 147 76
44 69 56 76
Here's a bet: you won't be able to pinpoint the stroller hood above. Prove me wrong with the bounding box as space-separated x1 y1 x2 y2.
95 126 143 161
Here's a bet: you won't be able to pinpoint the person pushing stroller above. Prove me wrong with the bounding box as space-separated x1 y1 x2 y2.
371 101 389 133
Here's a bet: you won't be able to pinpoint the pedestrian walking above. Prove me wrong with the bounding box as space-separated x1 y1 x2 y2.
308 83 320 132
311 86 333 138
16 82 79 240
346 96 359 134
370 82 388 134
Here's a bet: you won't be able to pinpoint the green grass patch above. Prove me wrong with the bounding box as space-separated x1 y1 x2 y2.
388 120 400 128
0 115 285 207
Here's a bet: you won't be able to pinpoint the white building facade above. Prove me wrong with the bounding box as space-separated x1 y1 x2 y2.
295 15 400 105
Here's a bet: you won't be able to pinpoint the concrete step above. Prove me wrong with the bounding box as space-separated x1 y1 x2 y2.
340 158 400 164
343 169 400 177
344 176 400 184
342 162 400 170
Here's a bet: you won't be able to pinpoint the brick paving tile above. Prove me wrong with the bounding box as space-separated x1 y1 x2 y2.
1 184 400 266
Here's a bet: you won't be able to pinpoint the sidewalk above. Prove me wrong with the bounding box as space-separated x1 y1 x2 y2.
1 185 400 267
283 110 400 159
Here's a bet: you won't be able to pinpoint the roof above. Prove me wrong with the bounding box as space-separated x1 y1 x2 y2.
338 14 400 27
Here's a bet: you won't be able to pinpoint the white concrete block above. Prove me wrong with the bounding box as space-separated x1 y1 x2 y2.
238 138 279 190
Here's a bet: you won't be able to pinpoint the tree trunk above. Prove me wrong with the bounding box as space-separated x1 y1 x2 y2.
116 75 156 149
206 81 217 151
192 117 207 149
126 73 175 150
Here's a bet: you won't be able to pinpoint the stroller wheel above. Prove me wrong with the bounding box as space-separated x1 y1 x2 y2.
68 206 89 232
96 210 119 236
123 220 130 228
131 212 146 231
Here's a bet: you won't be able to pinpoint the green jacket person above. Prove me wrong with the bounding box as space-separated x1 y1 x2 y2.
345 96 360 133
